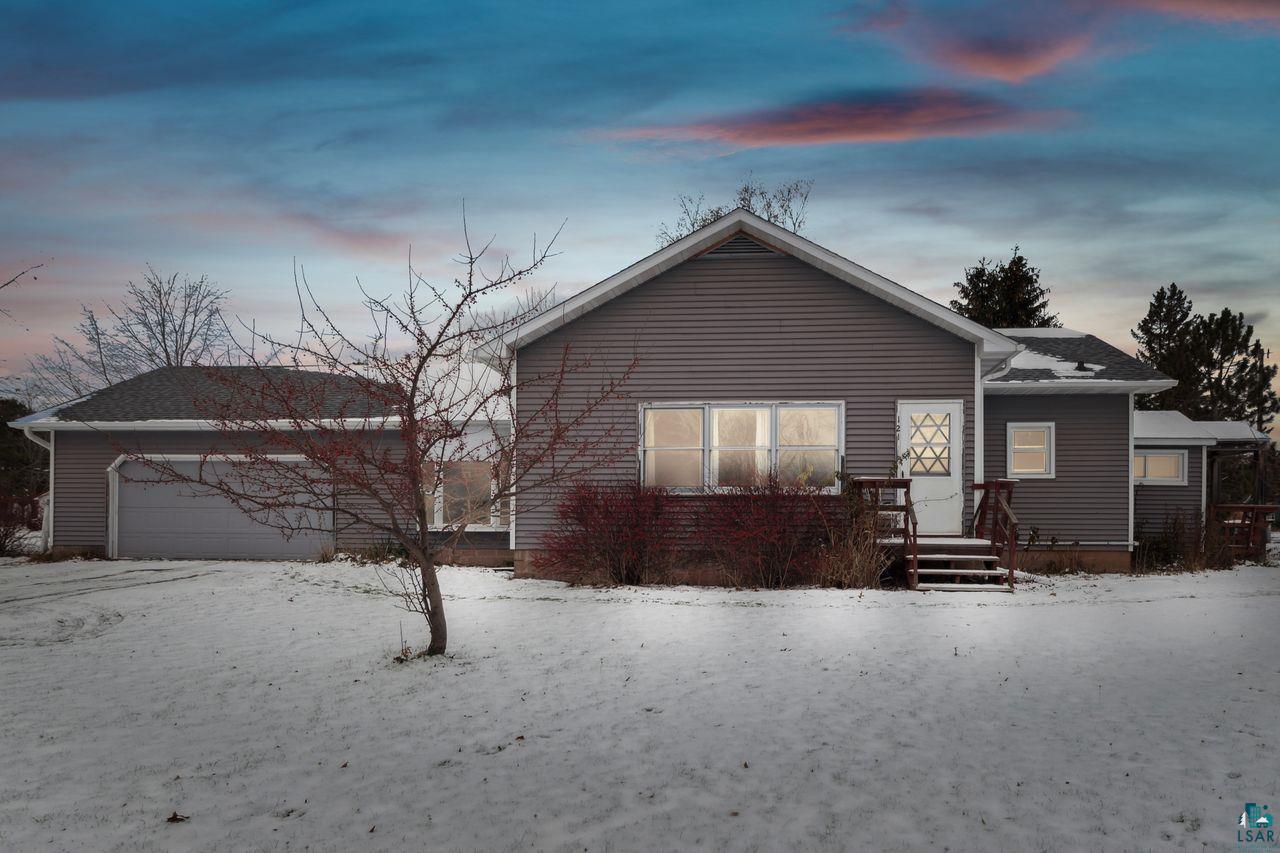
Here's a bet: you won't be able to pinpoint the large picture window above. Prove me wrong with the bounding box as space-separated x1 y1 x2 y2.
425 460 504 529
640 402 842 491
1007 422 1055 478
1134 449 1187 485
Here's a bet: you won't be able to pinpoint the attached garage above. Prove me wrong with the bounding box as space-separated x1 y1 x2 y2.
109 457 333 560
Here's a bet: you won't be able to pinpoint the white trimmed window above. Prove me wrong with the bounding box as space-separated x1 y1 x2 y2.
425 460 504 530
640 402 842 491
1133 449 1187 485
1007 422 1055 478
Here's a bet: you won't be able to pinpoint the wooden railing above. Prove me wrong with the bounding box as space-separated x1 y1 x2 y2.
851 477 919 589
1207 503 1277 563
974 480 1018 588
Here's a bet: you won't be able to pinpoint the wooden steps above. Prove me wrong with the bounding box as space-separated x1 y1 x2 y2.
917 582 1014 593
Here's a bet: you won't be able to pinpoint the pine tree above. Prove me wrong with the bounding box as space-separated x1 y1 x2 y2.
949 247 1060 329
1131 288 1279 432
1132 284 1200 413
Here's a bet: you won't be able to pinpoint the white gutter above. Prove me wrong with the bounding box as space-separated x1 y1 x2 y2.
984 379 1177 395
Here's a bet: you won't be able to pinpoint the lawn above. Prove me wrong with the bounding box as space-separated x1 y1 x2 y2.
0 557 1276 852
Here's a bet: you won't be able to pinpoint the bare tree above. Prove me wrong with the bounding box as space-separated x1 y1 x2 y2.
0 262 46 322
120 220 636 656
657 177 813 246
27 266 235 402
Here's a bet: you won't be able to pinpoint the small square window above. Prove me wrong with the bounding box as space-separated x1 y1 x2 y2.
1007 423 1054 478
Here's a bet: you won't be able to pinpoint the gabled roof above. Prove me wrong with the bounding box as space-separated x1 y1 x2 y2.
985 328 1175 395
9 366 393 430
490 208 1020 367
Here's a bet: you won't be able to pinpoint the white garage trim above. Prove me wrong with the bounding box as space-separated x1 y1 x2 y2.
107 453 315 559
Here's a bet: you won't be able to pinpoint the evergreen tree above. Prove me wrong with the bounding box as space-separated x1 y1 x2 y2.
1131 287 1279 432
949 247 1060 329
1196 308 1278 429
1132 284 1200 413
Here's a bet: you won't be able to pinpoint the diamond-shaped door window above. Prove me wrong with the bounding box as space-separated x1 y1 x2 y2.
908 412 951 476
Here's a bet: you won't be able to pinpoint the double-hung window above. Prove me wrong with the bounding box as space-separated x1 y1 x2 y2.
642 407 704 488
1007 422 1055 478
1133 449 1187 485
640 402 842 491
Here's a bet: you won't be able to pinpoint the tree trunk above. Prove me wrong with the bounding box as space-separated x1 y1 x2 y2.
421 555 448 655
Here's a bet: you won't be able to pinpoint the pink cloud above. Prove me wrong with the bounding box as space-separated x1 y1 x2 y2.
1120 0 1280 21
608 90 1064 150
926 31 1097 83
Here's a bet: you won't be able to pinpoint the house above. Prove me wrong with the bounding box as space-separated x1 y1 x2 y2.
10 209 1272 576
492 209 1268 576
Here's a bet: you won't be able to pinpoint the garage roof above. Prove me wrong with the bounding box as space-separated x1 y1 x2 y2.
10 366 394 429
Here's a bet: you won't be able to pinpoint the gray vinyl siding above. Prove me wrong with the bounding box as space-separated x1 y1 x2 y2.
1133 444 1204 539
53 431 226 554
513 252 977 550
49 430 509 556
984 394 1130 549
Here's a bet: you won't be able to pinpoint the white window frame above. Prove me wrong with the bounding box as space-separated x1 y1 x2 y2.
427 461 505 531
638 401 845 494
1007 422 1055 479
1133 448 1188 486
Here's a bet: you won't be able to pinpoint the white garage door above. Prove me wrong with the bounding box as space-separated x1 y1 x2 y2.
114 459 333 560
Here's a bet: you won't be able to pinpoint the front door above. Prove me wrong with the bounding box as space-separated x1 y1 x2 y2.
897 401 964 535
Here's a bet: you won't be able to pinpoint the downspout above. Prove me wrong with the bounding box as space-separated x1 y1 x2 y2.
21 427 53 553
974 346 1023 526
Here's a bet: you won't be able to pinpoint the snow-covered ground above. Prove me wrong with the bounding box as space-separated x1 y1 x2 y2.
0 559 1276 852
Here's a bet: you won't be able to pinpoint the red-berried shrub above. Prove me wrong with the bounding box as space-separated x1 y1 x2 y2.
692 476 831 588
535 481 678 585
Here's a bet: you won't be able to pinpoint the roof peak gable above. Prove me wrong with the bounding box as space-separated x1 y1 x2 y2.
491 208 1018 363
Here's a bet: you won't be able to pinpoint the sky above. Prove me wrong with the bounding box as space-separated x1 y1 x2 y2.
1 0 1278 393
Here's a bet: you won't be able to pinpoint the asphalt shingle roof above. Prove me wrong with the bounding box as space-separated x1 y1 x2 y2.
992 331 1171 384
48 366 393 422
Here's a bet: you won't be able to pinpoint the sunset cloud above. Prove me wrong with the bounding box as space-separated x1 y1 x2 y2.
608 89 1062 149
925 31 1097 83
1119 0 1280 21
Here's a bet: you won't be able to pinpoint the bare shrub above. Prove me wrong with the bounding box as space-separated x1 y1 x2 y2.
0 519 29 557
1134 510 1233 573
534 482 678 585
813 479 893 589
692 476 830 588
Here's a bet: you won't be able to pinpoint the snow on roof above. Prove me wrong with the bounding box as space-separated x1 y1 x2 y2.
1197 420 1271 443
995 327 1088 338
1134 411 1216 444
987 331 1173 393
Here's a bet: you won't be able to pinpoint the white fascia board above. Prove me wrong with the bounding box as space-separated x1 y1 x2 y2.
984 379 1177 395
492 209 1020 362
